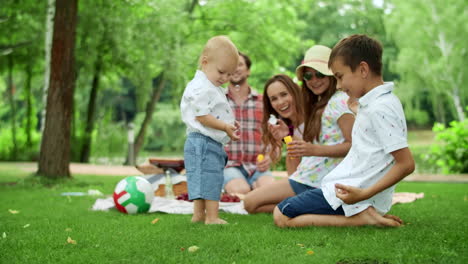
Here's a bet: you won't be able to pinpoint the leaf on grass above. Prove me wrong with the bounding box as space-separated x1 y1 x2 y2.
23 224 30 228
2 232 6 239
180 247 185 251
188 246 199 253
8 209 19 214
151 218 160 224
65 228 72 232
67 237 77 245
306 249 314 255
296 243 304 248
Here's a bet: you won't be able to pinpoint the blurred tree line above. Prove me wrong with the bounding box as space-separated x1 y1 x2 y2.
0 0 466 176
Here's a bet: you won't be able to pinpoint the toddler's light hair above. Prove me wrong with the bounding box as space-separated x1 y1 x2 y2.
198 36 239 72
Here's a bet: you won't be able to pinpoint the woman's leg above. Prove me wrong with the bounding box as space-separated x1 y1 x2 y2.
243 178 295 214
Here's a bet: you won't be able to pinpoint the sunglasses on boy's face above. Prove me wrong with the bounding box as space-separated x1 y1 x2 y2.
303 71 326 81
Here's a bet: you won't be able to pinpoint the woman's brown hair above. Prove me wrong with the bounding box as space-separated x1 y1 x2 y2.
301 69 337 143
261 74 303 164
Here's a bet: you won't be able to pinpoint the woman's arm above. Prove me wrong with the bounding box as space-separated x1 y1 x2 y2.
287 113 354 158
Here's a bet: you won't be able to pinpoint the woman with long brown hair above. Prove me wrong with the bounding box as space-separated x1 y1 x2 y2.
244 45 355 214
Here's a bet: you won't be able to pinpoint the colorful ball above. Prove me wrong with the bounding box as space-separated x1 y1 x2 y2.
113 176 154 214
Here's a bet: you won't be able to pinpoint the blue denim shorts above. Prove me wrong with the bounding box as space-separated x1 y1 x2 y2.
184 133 227 201
289 179 315 195
277 188 345 218
223 166 272 187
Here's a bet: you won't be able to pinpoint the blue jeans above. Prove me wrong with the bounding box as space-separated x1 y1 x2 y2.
223 166 272 188
184 133 227 201
277 188 345 218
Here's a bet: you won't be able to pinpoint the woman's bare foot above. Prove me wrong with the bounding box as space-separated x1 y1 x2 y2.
205 218 228 225
357 207 401 227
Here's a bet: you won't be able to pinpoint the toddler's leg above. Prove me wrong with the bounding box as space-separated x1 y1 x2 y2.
205 200 227 225
191 199 205 223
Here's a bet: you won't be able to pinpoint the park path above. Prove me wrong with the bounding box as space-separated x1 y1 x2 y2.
10 162 468 182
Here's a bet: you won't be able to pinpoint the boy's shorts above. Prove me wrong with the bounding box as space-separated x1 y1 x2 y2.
184 132 227 201
277 188 345 218
223 166 272 187
289 179 316 195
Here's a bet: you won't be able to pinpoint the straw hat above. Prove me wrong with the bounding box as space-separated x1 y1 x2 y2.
295 45 333 81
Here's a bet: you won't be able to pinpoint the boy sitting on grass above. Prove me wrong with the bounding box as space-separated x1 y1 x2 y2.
273 34 415 227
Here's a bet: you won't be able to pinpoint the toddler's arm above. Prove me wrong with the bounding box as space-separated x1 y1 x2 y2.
196 115 240 141
335 147 415 204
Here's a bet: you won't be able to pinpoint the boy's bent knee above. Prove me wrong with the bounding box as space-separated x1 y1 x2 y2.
273 206 288 228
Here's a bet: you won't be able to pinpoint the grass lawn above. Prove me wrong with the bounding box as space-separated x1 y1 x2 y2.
1 163 467 264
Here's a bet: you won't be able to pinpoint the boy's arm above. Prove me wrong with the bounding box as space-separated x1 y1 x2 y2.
335 147 415 204
196 115 240 141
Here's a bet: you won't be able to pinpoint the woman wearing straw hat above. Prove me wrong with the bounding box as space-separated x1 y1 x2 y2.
243 45 355 214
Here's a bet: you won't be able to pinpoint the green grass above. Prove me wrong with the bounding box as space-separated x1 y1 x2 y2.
1 164 467 264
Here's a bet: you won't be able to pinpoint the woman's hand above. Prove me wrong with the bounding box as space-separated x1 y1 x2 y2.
268 119 289 141
256 154 272 172
286 140 318 158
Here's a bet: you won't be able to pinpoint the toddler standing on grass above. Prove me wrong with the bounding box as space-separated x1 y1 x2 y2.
181 36 240 224
273 34 415 227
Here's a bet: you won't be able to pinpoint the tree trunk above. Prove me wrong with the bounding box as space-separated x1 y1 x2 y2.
37 0 78 179
79 53 103 162
24 61 33 147
124 73 166 165
7 55 18 160
40 0 56 134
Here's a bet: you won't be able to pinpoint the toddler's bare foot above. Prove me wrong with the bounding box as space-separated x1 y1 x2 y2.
191 215 205 223
205 218 228 225
357 207 401 227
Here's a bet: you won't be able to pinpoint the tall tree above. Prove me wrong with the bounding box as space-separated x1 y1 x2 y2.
37 0 78 178
386 0 467 123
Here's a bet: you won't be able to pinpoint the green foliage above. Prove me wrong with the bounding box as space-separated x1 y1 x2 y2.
424 118 468 174
142 103 186 153
0 127 39 161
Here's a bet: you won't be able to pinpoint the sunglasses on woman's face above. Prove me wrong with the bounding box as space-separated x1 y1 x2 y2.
303 71 326 81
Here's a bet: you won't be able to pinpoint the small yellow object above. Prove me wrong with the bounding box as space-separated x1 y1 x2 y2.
306 250 314 255
151 218 160 224
188 246 199 253
8 209 19 214
257 154 264 162
283 136 292 144
67 237 77 245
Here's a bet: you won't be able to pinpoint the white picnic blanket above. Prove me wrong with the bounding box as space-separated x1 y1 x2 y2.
92 196 248 215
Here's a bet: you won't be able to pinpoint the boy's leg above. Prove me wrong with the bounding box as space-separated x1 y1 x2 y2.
205 200 227 224
243 178 295 214
274 206 402 227
192 199 205 223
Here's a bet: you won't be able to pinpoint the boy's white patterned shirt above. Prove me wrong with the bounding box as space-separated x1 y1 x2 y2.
180 70 235 144
321 82 409 216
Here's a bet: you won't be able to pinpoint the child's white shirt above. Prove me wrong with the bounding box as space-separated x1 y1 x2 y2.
180 70 235 144
321 82 408 216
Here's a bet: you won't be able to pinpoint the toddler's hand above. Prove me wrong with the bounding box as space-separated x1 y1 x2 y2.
225 123 240 141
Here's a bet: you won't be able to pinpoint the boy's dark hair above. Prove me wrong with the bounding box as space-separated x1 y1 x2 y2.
239 52 252 69
329 34 383 75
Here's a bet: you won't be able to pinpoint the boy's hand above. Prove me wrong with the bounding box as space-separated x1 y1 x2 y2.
335 183 371 204
225 121 240 141
268 119 290 141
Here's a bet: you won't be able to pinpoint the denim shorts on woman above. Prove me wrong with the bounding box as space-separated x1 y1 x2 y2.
184 132 227 201
277 188 345 218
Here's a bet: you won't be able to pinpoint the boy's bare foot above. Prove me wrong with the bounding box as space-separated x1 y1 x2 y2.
205 218 228 225
358 207 401 227
191 215 205 223
383 214 404 225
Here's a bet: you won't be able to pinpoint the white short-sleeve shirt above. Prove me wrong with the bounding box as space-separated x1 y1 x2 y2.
321 82 408 216
180 70 235 144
